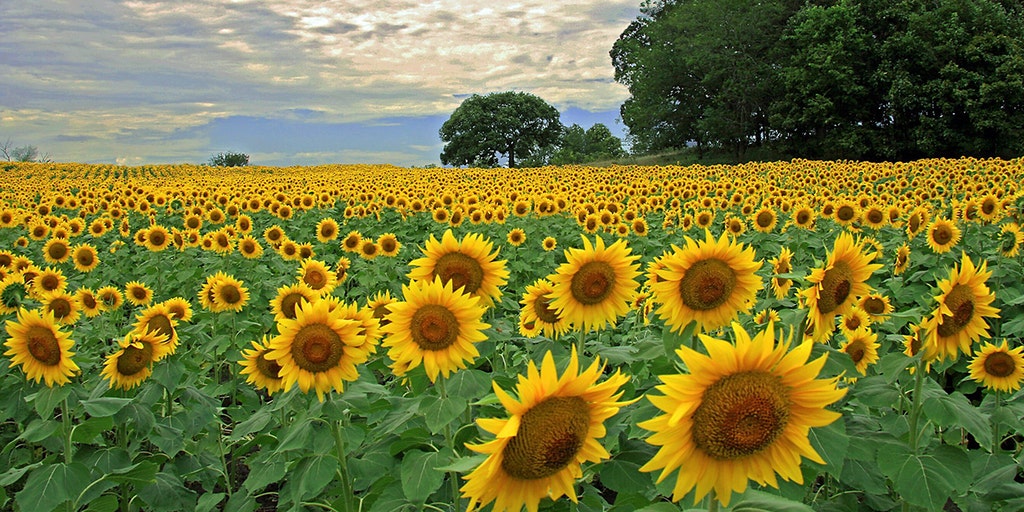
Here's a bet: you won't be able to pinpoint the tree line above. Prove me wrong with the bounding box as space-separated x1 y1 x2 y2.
611 0 1024 161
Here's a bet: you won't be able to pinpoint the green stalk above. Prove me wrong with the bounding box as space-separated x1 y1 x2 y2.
907 358 927 453
118 420 130 512
992 391 1002 453
576 329 586 355
331 414 356 512
437 377 461 511
61 398 73 512
708 489 719 512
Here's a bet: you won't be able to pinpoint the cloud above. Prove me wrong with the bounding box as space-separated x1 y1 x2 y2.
1 1 640 165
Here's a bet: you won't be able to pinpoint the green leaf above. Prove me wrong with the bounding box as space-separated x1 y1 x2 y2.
149 421 184 455
730 488 815 511
922 391 992 448
19 418 60 443
151 360 184 391
880 445 969 510
106 461 159 485
850 375 900 408
274 417 313 453
663 320 697 359
28 385 72 418
15 462 91 512
807 419 848 477
599 458 651 494
227 409 272 442
433 454 487 473
243 458 286 492
293 454 338 500
0 461 44 486
196 492 225 512
71 416 115 444
634 504 683 512
446 369 491 401
840 458 888 495
421 394 467 434
81 397 133 417
400 450 445 505
137 472 197 512
84 494 119 512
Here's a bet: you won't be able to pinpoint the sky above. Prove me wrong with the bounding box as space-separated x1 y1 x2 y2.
0 1 639 167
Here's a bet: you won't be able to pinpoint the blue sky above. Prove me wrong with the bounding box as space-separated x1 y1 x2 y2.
1 1 638 167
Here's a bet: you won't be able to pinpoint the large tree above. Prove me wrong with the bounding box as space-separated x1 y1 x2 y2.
439 91 563 168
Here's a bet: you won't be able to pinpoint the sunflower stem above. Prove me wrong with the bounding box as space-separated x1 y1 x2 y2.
330 411 356 512
707 489 719 512
907 358 927 453
992 391 1002 453
436 377 462 512
576 329 586 355
61 397 73 465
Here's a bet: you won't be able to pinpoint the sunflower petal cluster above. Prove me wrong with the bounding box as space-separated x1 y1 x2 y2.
800 232 882 342
408 229 508 309
921 253 999 362
4 307 80 386
548 235 641 333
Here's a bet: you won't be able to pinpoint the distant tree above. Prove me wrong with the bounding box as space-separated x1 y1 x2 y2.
2 139 50 162
209 152 249 167
439 91 563 168
549 123 626 165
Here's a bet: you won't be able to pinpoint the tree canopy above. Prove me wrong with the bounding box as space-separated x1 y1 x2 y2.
439 91 563 168
611 0 1024 160
209 152 250 167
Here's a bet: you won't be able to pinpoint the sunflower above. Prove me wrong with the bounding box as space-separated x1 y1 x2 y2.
769 247 794 300
547 235 641 333
840 327 879 376
271 283 317 322
752 207 777 233
377 233 401 257
42 238 71 264
640 322 846 507
70 243 100 273
519 278 571 340
213 274 249 313
800 232 882 342
968 340 1024 393
507 228 526 247
359 240 379 260
265 298 377 401
832 200 860 226
336 257 351 284
862 205 887 229
32 267 67 298
631 218 649 236
297 259 337 295
124 281 154 307
96 285 124 312
461 347 633 512
263 225 286 248
542 237 557 252
365 290 397 328
41 291 80 325
922 253 999 362
161 297 193 322
144 224 171 252
3 307 80 386
998 223 1022 258
341 230 362 253
893 243 911 275
753 308 781 325
839 307 872 338
858 293 892 321
407 229 509 309
238 336 287 395
101 330 168 391
237 235 264 259
382 277 490 383
132 303 180 357
315 217 340 243
278 239 301 261
650 230 762 334
926 217 961 254
74 287 102 318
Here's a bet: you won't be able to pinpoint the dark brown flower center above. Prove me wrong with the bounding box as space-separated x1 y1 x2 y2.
936 284 975 338
846 341 866 363
75 249 95 267
836 205 856 222
39 274 61 292
117 342 153 376
533 295 561 324
501 396 590 480
48 242 68 260
256 350 283 380
983 352 1016 378
692 371 790 460
410 304 459 351
570 261 616 306
304 270 326 289
756 211 774 228
26 326 62 365
280 292 308 320
862 297 886 316
145 314 174 341
679 259 737 311
866 209 884 225
291 323 344 372
47 298 73 320
932 224 954 245
817 261 853 314
434 252 484 295
149 230 166 247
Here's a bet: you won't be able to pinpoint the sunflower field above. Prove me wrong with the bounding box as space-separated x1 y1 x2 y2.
0 157 1022 512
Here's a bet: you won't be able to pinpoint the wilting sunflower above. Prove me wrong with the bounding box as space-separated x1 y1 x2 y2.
968 340 1024 393
124 281 154 307
998 223 1023 258
3 307 80 386
161 297 193 322
407 229 509 309
96 285 124 312
132 303 180 357
840 327 880 375
101 330 168 391
650 230 762 334
213 274 249 312
893 243 911 275
42 238 72 264
547 235 641 333
270 283 317 321
926 217 961 254
1 277 27 316
382 277 490 383
297 259 337 295
461 348 633 512
769 247 794 300
542 237 557 252
377 233 401 257
640 322 846 507
238 336 287 395
506 228 526 247
265 298 376 401
41 291 80 325
922 253 999 362
519 278 571 340
801 232 882 342
315 217 340 243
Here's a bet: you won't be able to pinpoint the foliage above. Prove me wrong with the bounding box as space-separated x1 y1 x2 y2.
612 0 1024 160
1 139 50 162
439 91 563 168
208 152 250 167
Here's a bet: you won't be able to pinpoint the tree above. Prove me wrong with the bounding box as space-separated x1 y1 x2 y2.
439 91 563 168
2 139 50 162
208 152 249 167
549 123 626 165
